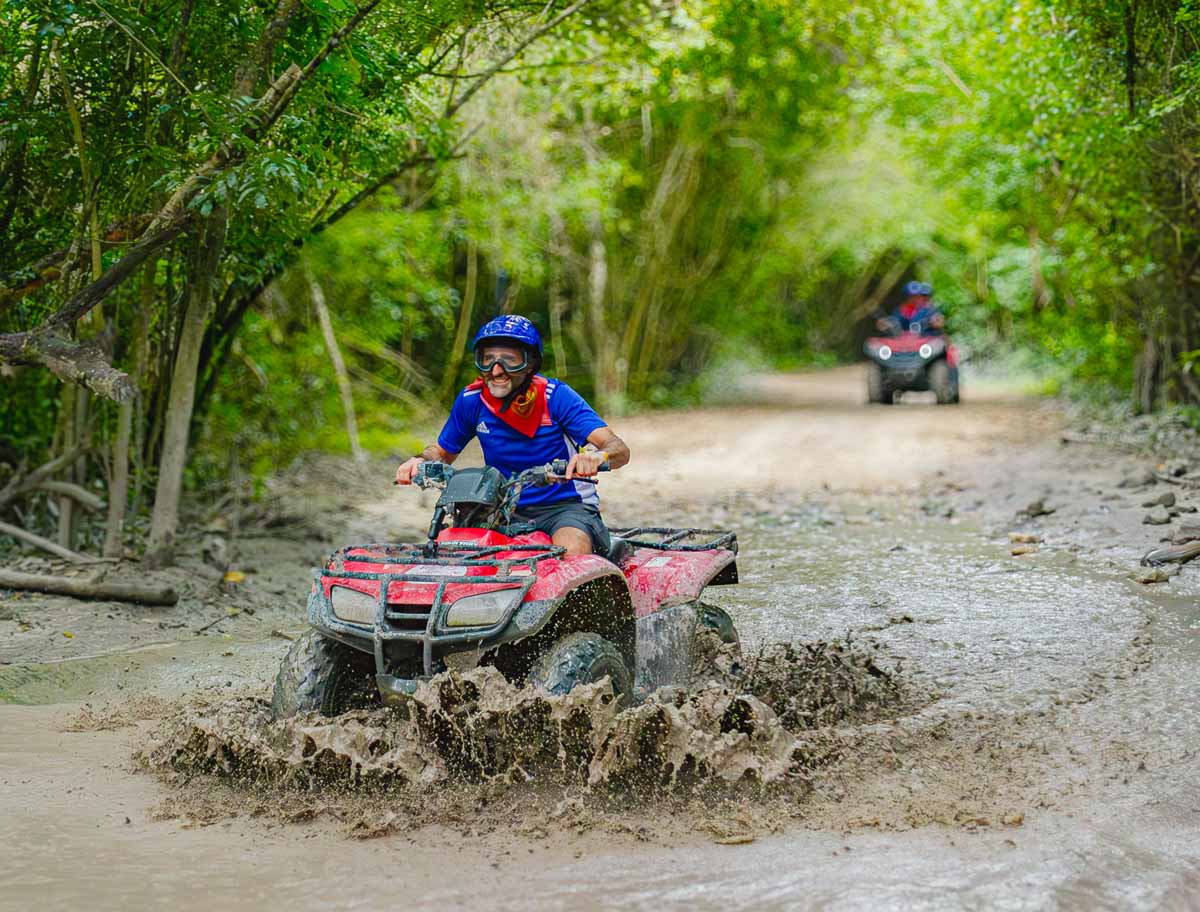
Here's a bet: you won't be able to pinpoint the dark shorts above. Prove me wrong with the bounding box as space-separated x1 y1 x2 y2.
514 501 611 555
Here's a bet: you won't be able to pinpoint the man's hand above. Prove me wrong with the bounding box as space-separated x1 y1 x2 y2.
564 449 608 480
395 444 457 485
394 456 426 485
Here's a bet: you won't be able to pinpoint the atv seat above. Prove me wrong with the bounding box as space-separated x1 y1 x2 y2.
604 534 633 566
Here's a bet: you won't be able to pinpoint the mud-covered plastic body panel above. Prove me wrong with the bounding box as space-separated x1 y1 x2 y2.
620 547 738 617
307 525 737 678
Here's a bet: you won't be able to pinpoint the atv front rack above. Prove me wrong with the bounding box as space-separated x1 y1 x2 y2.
328 540 565 574
317 540 568 678
609 527 737 553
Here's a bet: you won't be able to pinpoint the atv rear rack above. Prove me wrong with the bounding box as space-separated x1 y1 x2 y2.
610 527 737 553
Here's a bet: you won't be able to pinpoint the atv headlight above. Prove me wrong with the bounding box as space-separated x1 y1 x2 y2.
878 345 892 361
444 588 523 628
331 586 377 626
919 343 932 359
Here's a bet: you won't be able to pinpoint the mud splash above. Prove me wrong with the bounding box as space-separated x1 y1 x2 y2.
138 636 907 804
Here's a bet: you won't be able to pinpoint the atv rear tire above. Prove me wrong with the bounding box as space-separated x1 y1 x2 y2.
271 629 378 719
930 360 957 405
696 602 740 647
529 632 632 702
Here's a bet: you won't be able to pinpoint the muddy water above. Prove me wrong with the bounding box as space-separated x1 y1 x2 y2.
720 507 1144 714
5 503 1197 910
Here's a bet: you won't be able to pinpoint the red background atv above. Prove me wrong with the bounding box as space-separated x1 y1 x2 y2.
863 332 961 405
272 461 739 717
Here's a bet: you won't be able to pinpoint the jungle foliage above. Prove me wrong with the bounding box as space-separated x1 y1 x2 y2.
3 0 1200 560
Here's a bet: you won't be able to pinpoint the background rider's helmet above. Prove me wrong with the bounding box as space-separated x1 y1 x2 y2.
472 315 543 372
918 281 934 297
903 280 930 298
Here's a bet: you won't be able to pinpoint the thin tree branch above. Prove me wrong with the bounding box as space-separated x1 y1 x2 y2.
446 0 596 116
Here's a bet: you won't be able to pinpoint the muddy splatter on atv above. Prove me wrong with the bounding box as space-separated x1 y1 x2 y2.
272 459 740 717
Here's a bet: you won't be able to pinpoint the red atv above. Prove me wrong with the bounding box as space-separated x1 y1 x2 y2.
863 331 960 405
272 460 740 717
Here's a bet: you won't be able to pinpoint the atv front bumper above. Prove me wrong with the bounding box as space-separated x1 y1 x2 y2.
306 573 558 682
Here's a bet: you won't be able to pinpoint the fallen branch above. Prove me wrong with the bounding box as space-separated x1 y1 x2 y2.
37 480 104 512
1153 471 1200 488
1141 540 1200 567
0 568 178 606
0 519 88 563
0 443 87 510
195 609 238 633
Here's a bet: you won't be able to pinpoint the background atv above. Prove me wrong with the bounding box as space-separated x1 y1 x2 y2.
272 460 740 718
864 331 960 405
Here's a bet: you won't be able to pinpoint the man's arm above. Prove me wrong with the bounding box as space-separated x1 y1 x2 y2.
565 426 630 479
394 443 458 485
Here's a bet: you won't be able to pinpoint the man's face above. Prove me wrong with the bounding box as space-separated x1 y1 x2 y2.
480 344 531 398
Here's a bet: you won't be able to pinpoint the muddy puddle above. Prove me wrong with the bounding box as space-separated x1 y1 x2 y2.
131 633 908 837
113 495 1155 844
8 484 1198 911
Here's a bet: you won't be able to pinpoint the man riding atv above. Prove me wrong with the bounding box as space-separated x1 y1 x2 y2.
271 315 736 718
394 315 630 557
877 281 945 336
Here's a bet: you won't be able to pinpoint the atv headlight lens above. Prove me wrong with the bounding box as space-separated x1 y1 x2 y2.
444 588 522 628
878 345 892 360
919 344 933 359
331 586 377 626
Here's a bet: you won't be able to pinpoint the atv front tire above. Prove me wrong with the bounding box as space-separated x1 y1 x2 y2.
529 632 632 702
866 363 891 404
929 360 958 405
271 629 379 719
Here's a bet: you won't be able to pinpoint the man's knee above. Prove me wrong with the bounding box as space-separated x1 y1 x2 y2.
551 526 593 556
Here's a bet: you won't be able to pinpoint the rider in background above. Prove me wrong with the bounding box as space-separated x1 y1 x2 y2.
877 281 945 335
394 315 630 557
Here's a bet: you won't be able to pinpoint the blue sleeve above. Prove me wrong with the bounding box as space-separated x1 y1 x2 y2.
549 381 607 446
437 390 478 454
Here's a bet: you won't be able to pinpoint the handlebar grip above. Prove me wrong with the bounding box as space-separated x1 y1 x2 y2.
549 457 611 474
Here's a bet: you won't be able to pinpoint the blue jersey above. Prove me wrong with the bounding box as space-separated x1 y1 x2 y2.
437 377 607 507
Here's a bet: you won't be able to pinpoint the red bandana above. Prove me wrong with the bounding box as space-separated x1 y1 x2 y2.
468 375 549 438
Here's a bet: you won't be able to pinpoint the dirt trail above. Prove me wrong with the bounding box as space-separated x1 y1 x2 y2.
4 366 1200 911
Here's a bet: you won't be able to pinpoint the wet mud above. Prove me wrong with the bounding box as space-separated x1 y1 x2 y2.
137 635 909 831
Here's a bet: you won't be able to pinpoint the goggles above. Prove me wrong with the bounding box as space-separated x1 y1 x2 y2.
474 351 531 374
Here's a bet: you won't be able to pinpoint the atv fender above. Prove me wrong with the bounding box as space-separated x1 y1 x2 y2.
486 559 636 681
624 548 737 617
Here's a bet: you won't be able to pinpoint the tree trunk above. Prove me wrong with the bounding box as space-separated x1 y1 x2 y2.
586 216 621 413
103 396 132 557
440 239 478 401
145 214 227 566
130 264 154 519
1133 333 1159 414
309 272 364 461
55 388 78 549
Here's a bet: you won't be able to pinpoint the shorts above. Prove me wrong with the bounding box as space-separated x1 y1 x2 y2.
514 501 611 555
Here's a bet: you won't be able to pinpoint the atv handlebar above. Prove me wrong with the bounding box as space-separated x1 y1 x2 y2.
410 458 609 491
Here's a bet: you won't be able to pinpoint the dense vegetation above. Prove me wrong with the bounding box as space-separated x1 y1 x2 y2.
3 0 1199 560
